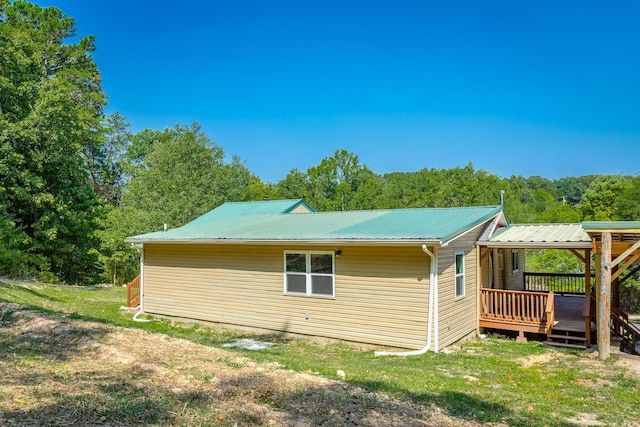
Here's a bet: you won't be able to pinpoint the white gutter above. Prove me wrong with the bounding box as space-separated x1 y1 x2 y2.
124 238 443 247
131 244 151 323
375 244 438 356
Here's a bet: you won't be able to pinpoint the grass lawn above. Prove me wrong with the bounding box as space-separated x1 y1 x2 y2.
1 279 639 426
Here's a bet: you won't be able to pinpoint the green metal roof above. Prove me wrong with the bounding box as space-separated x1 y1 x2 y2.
184 199 313 227
126 203 502 245
582 221 640 231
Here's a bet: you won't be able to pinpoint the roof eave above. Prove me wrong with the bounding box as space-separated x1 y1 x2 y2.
125 238 444 247
441 208 503 245
478 241 593 249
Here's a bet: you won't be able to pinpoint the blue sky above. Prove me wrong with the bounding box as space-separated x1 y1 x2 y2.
36 1 640 182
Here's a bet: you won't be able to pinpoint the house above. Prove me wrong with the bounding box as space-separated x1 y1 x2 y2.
126 200 640 357
125 199 508 351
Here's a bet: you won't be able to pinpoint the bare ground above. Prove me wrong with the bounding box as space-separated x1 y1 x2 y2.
2 303 639 426
0 303 489 426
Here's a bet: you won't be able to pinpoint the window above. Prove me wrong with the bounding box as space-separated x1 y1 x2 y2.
285 251 335 297
455 251 465 299
511 251 520 273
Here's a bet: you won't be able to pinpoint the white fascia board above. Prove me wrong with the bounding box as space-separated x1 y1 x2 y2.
125 238 443 247
477 241 592 249
442 212 503 247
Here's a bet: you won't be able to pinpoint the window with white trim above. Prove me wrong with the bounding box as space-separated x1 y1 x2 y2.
455 250 465 299
285 251 335 297
511 250 520 273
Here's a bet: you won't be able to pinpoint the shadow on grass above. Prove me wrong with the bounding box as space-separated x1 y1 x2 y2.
0 304 109 365
0 280 64 302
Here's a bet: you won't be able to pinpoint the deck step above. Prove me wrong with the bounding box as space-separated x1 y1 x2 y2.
544 341 587 349
548 334 586 342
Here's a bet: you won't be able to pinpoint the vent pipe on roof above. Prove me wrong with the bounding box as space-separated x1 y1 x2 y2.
500 190 505 206
163 223 168 232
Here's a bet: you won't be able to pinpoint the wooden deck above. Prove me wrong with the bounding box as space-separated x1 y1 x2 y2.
479 289 555 338
479 289 593 347
552 295 592 332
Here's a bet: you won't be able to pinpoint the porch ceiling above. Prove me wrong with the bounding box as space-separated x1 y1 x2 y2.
480 223 592 249
583 222 640 256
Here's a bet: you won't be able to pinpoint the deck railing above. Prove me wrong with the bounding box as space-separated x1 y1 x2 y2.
480 288 555 334
126 274 141 308
524 272 594 295
611 305 640 356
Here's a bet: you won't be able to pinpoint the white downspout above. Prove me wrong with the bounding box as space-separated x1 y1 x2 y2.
433 246 439 352
132 245 151 323
375 244 437 356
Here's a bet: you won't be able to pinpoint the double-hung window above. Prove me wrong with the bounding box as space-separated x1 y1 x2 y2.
285 251 334 298
454 250 465 299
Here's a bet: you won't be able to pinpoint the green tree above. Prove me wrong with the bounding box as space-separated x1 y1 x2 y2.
0 1 105 282
534 203 581 223
98 123 253 284
580 175 631 220
278 149 381 211
616 175 640 220
555 175 598 206
85 112 131 206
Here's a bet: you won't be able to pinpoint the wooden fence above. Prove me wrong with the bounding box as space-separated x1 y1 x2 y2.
126 274 141 308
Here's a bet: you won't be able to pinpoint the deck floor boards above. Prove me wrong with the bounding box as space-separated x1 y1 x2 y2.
553 295 592 333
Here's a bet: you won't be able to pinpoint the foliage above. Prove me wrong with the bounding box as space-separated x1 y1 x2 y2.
580 175 632 220
87 112 132 206
97 123 254 284
525 249 585 274
0 1 105 283
278 149 381 211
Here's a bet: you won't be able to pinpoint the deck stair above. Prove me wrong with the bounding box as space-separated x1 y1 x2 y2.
545 326 589 349
544 295 592 350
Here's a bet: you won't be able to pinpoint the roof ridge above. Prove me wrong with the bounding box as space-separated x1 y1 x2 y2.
279 205 501 215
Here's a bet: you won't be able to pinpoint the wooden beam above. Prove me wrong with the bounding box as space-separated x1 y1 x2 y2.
584 249 592 348
480 247 491 262
612 252 640 282
611 240 640 267
598 232 612 361
592 241 640 256
618 263 640 286
569 249 586 263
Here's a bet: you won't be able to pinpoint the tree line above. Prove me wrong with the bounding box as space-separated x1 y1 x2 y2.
1 1 639 285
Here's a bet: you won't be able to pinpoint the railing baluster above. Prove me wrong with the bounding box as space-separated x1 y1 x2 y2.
524 272 593 295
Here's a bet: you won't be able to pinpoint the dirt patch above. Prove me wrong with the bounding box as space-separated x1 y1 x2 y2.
517 346 640 383
0 304 485 426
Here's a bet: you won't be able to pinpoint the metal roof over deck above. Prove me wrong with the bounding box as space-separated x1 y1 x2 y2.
481 223 592 248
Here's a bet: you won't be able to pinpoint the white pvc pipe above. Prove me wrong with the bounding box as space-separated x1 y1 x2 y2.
131 245 151 323
433 248 439 352
375 244 437 356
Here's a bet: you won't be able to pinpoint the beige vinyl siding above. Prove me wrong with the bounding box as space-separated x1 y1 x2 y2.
143 244 431 349
506 249 525 290
436 223 487 350
289 204 312 213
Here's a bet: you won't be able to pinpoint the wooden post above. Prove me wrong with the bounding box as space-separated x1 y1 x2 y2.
584 249 592 347
598 232 612 360
476 245 482 335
